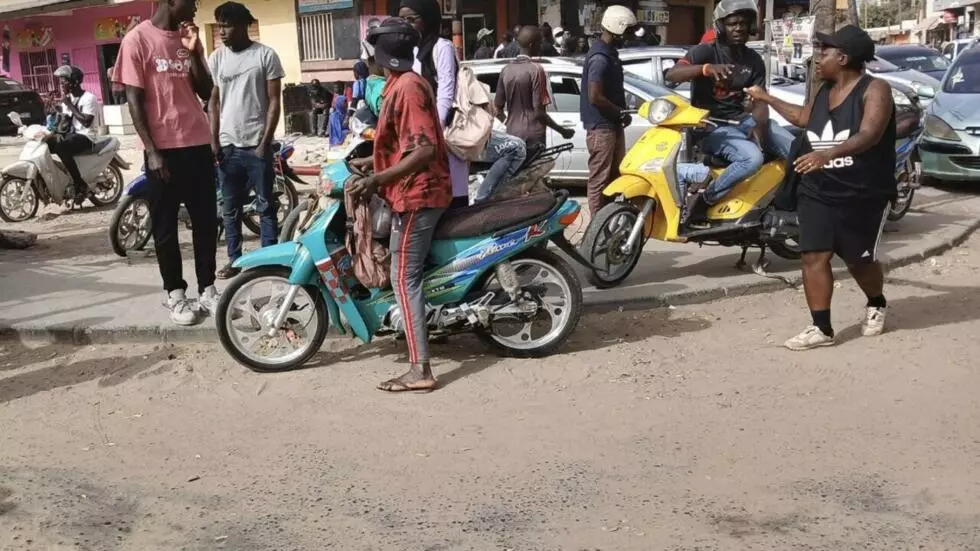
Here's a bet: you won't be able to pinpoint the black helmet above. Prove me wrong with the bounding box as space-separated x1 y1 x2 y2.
366 17 419 72
54 65 84 85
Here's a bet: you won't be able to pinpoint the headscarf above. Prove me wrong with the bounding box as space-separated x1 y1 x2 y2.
399 0 441 92
353 60 369 80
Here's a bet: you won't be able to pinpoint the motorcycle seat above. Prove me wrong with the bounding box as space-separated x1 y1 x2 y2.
433 191 559 240
87 136 120 156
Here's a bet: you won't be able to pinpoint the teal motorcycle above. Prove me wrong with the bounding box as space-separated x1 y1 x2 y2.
215 142 587 372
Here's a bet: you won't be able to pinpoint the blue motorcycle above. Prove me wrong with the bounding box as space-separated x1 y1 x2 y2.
108 135 303 257
214 142 587 372
888 118 922 222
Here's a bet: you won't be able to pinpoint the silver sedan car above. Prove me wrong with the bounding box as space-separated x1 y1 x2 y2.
919 46 980 183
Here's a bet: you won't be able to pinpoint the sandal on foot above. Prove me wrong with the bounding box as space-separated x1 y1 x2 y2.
377 379 437 393
217 264 241 280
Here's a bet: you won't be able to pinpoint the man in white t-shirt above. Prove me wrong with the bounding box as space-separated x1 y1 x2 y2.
49 64 100 203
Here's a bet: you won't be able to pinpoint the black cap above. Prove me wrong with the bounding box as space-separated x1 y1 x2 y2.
367 17 419 72
815 25 875 64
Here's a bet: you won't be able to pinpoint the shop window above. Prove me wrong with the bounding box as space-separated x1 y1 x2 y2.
18 49 58 95
300 12 336 61
209 22 260 52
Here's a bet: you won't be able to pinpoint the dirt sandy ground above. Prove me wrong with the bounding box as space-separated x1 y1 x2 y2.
3 233 980 550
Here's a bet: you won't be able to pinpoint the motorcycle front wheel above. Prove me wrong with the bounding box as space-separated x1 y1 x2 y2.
109 194 153 257
216 266 329 372
90 166 125 207
0 177 39 223
475 248 583 358
579 202 645 289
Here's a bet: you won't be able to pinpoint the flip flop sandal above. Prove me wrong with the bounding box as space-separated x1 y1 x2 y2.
377 379 437 393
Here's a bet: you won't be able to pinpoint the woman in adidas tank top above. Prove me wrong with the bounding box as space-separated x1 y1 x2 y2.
745 25 897 351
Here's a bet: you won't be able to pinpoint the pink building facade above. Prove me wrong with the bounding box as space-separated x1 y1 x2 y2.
1 1 155 103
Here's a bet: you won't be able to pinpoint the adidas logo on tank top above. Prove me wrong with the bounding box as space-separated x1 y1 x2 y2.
806 123 853 169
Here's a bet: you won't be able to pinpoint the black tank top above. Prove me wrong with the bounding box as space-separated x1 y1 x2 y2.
800 75 897 204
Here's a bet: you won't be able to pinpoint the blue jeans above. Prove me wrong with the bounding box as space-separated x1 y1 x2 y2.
218 145 277 261
692 118 795 205
474 131 527 203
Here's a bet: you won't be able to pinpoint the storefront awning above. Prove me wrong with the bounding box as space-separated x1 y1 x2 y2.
915 15 943 32
0 0 110 19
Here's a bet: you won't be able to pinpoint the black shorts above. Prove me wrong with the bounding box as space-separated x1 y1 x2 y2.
797 196 888 265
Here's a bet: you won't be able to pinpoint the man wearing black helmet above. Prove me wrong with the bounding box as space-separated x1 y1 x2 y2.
48 65 100 203
350 17 452 393
746 26 896 350
666 0 794 225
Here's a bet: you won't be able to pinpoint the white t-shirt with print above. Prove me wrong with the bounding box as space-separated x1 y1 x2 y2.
58 91 100 138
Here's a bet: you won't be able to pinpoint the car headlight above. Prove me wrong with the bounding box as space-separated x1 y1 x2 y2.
923 114 961 141
891 88 912 106
646 98 676 125
912 82 936 98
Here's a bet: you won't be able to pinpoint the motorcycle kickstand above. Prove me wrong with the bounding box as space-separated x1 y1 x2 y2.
737 245 796 287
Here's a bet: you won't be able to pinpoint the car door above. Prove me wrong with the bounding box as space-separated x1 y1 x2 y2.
543 71 590 183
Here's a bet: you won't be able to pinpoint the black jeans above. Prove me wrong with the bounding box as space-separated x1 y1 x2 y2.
145 145 217 294
49 133 93 192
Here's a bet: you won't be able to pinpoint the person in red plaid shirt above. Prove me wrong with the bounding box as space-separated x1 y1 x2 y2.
351 17 452 393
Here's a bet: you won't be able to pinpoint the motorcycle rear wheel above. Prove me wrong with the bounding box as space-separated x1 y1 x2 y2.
0 177 39 223
475 248 583 358
216 266 329 372
90 166 124 207
579 202 645 289
769 239 802 261
109 194 153 257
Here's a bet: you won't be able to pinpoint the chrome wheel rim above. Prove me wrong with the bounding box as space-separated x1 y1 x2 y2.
224 275 320 367
591 209 639 280
94 168 123 203
0 179 36 221
483 258 573 351
118 199 151 250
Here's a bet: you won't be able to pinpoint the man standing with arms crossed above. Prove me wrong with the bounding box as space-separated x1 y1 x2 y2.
580 6 636 216
207 2 285 279
114 0 217 326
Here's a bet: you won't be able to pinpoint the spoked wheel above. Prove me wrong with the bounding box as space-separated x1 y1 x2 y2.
579 202 645 289
0 178 39 223
216 267 329 372
475 248 583 358
109 195 153 257
888 161 916 222
769 238 802 261
90 166 125 207
244 178 299 236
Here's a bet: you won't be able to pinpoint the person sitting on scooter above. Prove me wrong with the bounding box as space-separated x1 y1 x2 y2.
47 65 101 204
665 0 794 226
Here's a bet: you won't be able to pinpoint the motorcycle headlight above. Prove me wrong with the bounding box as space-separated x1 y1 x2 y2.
912 82 936 99
646 98 676 125
923 114 961 141
891 88 912 106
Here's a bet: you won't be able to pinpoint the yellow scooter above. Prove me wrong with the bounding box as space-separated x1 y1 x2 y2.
579 95 800 289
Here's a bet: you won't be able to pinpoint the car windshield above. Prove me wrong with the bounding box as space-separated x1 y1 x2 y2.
0 79 24 91
943 50 980 94
879 50 950 72
867 57 900 73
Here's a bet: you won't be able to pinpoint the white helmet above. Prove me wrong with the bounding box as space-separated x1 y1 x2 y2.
600 5 637 36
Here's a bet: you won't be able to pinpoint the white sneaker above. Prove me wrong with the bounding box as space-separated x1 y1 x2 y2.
167 290 200 326
197 285 221 316
784 325 835 351
862 307 886 337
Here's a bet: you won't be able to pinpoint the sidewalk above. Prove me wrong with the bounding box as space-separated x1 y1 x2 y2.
2 187 979 344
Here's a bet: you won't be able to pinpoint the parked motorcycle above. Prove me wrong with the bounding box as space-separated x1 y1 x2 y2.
109 134 304 257
216 141 587 372
888 115 922 222
579 96 800 289
0 112 127 222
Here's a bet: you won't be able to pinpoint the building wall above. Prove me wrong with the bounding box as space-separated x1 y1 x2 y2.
196 0 302 86
2 0 155 100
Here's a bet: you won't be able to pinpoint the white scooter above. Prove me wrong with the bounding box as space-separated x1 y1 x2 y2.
0 112 128 222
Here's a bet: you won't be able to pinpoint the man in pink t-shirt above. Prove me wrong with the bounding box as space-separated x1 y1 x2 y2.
113 0 218 326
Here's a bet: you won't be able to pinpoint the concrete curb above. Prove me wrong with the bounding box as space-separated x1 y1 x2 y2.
4 217 980 345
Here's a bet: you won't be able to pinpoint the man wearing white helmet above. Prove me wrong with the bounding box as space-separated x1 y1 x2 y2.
666 0 794 227
580 5 636 216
